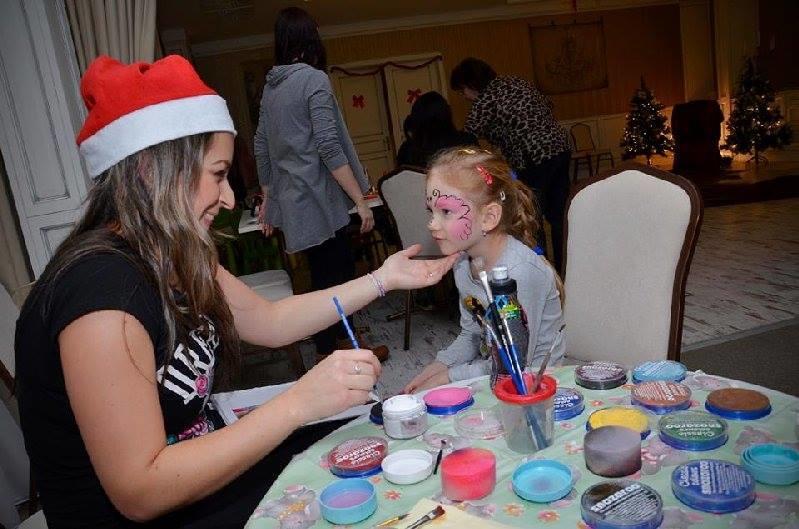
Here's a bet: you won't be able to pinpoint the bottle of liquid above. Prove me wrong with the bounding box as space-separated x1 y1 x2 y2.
489 266 530 370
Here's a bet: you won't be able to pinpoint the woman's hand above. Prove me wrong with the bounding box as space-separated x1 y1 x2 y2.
376 244 461 292
403 361 450 394
257 192 273 236
356 202 374 234
284 349 381 424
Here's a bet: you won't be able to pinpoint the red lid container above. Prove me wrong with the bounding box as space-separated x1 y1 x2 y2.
493 372 557 404
327 437 388 477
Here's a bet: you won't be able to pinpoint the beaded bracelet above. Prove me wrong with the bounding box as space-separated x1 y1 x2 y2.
367 272 386 297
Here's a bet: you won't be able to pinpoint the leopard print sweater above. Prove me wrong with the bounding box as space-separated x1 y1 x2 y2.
464 76 571 169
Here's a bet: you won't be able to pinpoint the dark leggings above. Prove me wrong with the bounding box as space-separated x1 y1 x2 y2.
516 150 571 274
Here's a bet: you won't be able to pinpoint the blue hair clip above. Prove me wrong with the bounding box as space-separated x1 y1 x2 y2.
510 170 518 181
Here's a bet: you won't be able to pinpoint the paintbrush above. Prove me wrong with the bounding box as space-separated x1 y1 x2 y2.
406 505 445 529
374 513 409 528
333 296 380 401
531 324 566 394
433 439 447 475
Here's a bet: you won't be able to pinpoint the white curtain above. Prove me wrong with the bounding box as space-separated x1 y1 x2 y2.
65 0 159 73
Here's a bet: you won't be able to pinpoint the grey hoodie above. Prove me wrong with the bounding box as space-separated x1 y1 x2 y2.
254 63 368 253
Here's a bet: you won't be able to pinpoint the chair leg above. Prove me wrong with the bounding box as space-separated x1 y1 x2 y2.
286 342 307 378
403 290 412 351
587 154 594 176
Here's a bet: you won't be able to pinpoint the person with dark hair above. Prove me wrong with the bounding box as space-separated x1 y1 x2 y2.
396 91 477 168
255 7 387 361
450 57 571 272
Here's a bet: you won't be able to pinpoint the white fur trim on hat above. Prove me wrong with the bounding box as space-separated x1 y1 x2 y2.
79 94 236 177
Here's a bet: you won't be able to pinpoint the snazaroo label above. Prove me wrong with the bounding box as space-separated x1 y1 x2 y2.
576 361 626 381
328 437 387 472
582 480 662 523
660 412 726 442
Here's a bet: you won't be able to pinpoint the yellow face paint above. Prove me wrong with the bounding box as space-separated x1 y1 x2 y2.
588 407 650 435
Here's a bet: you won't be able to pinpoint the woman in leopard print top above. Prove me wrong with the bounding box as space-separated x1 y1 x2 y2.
451 58 571 272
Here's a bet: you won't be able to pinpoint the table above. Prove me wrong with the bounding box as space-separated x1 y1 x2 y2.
245 366 799 528
238 197 384 236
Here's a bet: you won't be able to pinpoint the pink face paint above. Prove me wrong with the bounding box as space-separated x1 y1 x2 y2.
429 189 474 241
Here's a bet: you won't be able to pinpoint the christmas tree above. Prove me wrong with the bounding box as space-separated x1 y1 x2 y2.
724 58 792 165
620 77 673 165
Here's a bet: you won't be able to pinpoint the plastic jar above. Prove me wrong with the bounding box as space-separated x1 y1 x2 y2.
493 372 556 453
382 394 428 439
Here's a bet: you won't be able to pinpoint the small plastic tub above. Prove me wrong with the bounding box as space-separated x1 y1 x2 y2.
671 459 755 513
382 394 428 439
381 449 434 485
319 478 377 525
584 425 642 477
424 387 474 416
440 448 496 501
575 361 628 390
369 402 383 425
630 381 692 415
632 360 687 383
581 480 663 529
327 437 387 479
658 411 728 451
454 409 505 440
705 388 771 420
554 387 585 421
587 407 651 439
512 459 573 503
493 373 556 453
741 443 799 485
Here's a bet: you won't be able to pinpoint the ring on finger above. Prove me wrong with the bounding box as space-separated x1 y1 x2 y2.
353 361 362 375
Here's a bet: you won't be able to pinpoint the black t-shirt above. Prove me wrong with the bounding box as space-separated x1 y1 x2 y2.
15 251 222 528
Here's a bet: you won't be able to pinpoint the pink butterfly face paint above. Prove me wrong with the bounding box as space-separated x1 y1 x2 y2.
426 178 478 254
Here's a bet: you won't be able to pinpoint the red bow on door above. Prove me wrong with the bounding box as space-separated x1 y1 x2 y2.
406 88 422 104
352 94 365 108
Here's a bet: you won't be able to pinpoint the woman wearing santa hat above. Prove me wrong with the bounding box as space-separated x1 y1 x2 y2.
14 55 457 527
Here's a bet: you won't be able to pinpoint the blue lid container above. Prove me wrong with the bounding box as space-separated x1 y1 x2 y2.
658 411 728 451
423 387 475 416
581 480 663 529
741 443 799 485
330 464 382 479
705 388 771 420
369 402 383 425
512 460 573 503
671 460 755 513
319 478 377 525
632 360 687 383
554 387 585 421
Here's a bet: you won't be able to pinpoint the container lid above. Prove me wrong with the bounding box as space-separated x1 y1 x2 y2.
327 437 388 477
581 480 663 529
575 362 628 390
512 459 573 503
632 360 687 383
554 387 585 421
631 381 692 415
319 478 377 525
741 443 799 486
382 394 426 419
658 411 729 451
381 449 434 485
587 407 651 439
705 388 771 420
424 387 475 415
454 409 505 440
493 372 557 404
671 460 755 513
369 402 383 425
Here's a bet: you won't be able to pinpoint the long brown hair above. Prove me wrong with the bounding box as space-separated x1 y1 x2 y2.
33 133 240 386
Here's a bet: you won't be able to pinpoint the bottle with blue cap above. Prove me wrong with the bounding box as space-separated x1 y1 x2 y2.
489 266 529 373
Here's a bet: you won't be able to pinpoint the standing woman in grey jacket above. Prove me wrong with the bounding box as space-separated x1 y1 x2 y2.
255 7 376 360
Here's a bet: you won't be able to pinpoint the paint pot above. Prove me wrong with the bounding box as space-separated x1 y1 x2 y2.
369 402 383 425
319 478 377 525
671 459 755 513
630 381 692 415
327 437 388 478
581 480 663 529
454 408 505 440
705 387 771 420
587 407 651 439
584 425 642 477
382 394 428 439
658 411 728 451
381 449 434 485
512 459 573 503
575 361 628 390
554 387 585 421
741 443 799 485
632 360 687 383
424 386 474 416
440 448 496 501
493 372 556 453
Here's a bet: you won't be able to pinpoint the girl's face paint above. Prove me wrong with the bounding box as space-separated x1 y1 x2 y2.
426 173 479 255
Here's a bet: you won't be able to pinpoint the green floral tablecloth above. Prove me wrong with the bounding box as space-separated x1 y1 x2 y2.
245 366 799 529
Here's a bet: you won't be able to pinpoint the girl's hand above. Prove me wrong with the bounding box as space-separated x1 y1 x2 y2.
257 198 273 236
356 202 375 234
403 361 449 394
376 244 461 292
285 349 380 424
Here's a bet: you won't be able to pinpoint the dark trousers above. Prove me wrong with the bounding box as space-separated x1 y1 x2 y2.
516 150 571 274
304 227 356 355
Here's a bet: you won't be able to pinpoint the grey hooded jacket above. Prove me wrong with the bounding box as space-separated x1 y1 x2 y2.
254 63 368 253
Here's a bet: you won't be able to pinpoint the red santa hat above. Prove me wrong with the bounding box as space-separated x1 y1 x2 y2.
76 55 236 177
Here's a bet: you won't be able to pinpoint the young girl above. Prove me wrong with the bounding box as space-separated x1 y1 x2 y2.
404 148 565 393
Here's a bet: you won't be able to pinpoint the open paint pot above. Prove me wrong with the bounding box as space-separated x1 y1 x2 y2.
575 361 628 390
587 407 651 439
741 443 799 485
369 402 383 425
632 360 687 383
658 411 728 451
584 426 642 478
381 449 434 485
705 388 771 420
554 387 585 421
630 381 692 415
424 386 474 416
327 437 388 478
319 478 377 525
671 459 755 513
382 394 428 439
512 459 572 503
581 480 663 529
440 448 496 501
